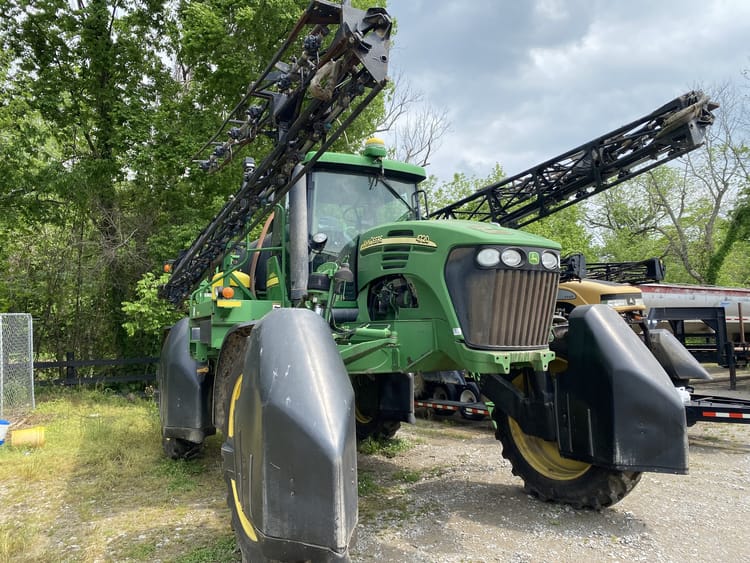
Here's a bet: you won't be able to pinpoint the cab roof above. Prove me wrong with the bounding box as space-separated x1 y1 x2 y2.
304 150 427 182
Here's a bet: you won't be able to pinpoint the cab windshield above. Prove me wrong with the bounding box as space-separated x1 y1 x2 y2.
310 170 419 255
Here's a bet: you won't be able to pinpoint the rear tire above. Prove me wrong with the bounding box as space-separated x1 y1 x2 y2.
494 370 641 509
352 374 400 441
162 436 202 460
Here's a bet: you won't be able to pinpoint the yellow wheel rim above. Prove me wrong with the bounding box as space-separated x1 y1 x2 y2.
355 407 373 425
508 365 590 481
353 375 377 424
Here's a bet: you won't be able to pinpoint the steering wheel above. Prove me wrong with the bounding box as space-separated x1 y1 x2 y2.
318 215 356 252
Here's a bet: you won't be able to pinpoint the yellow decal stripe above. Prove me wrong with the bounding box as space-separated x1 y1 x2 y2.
227 373 258 542
360 235 437 251
231 478 259 542
228 374 243 438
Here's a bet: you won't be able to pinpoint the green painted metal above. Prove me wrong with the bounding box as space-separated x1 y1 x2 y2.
186 148 561 383
304 150 427 180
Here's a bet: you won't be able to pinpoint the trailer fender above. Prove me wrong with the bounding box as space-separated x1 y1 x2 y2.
157 317 214 443
556 305 688 474
222 308 357 562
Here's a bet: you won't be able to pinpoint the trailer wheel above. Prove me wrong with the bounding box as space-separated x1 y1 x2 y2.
352 374 400 441
431 384 457 416
459 384 485 421
494 369 641 509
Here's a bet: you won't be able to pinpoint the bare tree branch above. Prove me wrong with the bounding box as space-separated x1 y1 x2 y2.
375 71 451 167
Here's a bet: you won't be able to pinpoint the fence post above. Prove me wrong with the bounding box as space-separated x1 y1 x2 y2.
28 316 35 409
66 351 77 384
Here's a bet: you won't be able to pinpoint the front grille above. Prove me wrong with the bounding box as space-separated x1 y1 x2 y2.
446 247 559 349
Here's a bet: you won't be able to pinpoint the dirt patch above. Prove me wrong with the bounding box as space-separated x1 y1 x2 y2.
350 375 750 562
3 375 747 562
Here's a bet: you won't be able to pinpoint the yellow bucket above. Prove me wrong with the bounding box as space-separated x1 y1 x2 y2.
10 426 46 448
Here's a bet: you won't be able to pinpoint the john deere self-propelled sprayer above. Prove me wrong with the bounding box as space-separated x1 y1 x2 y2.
157 2 716 561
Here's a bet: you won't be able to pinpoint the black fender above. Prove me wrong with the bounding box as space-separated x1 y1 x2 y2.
157 317 214 443
222 308 357 562
556 305 688 474
645 328 712 383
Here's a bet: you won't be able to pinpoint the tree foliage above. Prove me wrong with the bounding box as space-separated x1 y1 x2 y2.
0 0 387 359
587 83 750 285
426 164 594 256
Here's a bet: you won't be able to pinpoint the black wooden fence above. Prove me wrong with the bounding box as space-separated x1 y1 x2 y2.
34 353 159 386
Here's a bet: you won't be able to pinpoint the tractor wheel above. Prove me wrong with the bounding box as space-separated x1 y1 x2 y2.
494 369 641 509
220 311 357 562
458 385 486 421
217 334 265 562
224 372 269 563
162 436 202 460
352 374 400 441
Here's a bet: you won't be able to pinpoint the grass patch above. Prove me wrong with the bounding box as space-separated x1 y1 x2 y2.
358 435 411 458
155 458 207 493
393 468 422 483
174 534 238 562
358 470 384 496
0 388 230 562
122 541 157 559
0 522 37 561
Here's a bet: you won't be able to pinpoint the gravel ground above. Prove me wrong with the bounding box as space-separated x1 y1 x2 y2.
349 371 750 563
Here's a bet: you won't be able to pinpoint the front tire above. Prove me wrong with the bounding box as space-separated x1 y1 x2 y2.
494 370 641 509
216 333 263 562
225 371 267 563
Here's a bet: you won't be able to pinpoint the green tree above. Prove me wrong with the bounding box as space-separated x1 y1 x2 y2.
427 164 592 256
587 84 749 285
1 0 182 356
0 0 390 359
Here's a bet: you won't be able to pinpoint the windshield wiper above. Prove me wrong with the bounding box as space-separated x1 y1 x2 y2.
369 175 415 218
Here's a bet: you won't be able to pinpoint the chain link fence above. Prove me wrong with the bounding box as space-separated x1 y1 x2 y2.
1 313 35 417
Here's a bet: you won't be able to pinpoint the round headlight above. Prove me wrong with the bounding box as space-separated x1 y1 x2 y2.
541 251 559 270
476 248 501 267
500 248 523 267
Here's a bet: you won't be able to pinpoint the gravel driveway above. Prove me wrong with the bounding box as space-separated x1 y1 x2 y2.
350 372 750 563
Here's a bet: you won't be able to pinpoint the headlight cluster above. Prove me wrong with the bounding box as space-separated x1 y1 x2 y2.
475 247 559 270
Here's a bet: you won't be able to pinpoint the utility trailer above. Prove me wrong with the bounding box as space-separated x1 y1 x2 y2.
414 398 490 419
684 394 750 425
550 260 750 423
415 380 750 427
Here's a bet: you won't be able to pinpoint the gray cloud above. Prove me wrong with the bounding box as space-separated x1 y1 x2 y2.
386 0 750 182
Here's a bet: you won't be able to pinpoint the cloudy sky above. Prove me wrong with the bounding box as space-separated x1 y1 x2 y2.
384 0 750 183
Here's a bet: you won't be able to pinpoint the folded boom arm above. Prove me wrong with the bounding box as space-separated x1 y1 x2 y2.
160 0 392 306
430 91 718 228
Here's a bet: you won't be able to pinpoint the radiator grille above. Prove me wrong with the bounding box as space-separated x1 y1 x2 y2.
446 248 559 349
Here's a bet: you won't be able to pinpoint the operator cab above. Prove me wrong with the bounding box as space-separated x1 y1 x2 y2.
310 170 421 256
304 139 427 260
